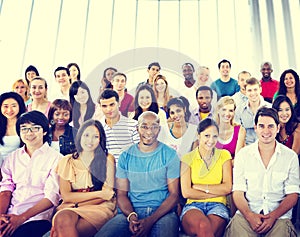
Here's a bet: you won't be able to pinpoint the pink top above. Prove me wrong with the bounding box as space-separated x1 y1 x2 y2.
216 125 240 159
27 101 52 117
0 143 62 222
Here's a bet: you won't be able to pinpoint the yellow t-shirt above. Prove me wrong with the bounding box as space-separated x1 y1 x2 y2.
182 148 231 205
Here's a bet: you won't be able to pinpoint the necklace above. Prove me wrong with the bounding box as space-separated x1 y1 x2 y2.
199 148 214 170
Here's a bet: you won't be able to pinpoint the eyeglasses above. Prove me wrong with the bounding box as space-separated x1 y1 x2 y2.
20 125 42 134
139 125 160 131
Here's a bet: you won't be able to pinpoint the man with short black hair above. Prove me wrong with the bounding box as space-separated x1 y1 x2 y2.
0 111 61 237
211 59 239 100
98 89 139 164
189 86 214 125
225 107 299 237
50 66 71 101
260 62 279 103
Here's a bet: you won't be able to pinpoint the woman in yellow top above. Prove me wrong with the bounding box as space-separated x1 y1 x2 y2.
180 118 232 237
50 119 116 237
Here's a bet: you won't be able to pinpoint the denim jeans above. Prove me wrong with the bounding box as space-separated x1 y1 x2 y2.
95 207 179 237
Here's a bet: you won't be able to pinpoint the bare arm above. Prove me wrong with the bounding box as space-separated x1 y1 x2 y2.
181 160 232 199
0 191 11 214
192 160 232 195
292 123 300 155
235 126 246 155
60 154 115 204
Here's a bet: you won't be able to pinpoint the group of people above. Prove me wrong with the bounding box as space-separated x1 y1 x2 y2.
0 59 299 237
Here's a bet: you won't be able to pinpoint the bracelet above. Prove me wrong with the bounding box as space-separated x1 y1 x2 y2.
205 184 209 194
127 212 138 222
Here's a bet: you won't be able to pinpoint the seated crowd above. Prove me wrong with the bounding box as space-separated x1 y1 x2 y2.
0 60 299 237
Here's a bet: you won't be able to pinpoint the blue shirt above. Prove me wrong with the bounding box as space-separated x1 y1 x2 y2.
117 142 180 208
211 78 240 99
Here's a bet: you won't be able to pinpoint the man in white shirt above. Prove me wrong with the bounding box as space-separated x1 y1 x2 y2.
232 71 251 107
98 89 139 164
225 107 299 237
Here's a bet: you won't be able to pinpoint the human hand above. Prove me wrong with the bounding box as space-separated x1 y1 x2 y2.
129 215 139 235
131 217 154 237
256 214 276 234
0 214 26 237
245 212 265 232
98 189 115 200
0 215 10 237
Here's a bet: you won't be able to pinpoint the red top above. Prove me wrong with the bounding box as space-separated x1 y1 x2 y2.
260 78 279 101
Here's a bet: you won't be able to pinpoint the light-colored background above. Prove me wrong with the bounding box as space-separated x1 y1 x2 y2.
1 0 299 95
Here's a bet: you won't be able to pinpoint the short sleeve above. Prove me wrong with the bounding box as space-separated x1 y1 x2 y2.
116 152 128 179
166 150 180 179
56 155 75 183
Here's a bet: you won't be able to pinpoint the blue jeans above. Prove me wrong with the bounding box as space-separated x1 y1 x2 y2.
95 207 179 237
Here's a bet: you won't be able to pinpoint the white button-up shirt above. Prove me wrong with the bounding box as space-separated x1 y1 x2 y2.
233 141 300 219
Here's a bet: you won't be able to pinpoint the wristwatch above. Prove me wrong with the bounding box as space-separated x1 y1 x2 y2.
205 185 209 194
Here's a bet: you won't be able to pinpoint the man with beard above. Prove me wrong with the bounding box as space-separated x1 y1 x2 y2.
260 62 279 103
189 86 214 125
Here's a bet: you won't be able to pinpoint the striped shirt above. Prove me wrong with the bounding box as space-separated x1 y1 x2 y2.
101 114 140 164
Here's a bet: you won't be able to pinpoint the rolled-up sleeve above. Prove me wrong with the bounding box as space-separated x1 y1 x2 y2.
43 157 60 206
0 156 15 192
284 153 300 195
232 150 247 192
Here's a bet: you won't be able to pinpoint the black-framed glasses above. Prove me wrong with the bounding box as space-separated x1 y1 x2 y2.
139 125 160 131
20 125 42 134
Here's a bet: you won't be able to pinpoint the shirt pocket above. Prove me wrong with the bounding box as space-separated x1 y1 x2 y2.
271 171 287 192
31 171 49 187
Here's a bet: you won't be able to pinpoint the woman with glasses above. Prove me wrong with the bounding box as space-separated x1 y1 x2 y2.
0 110 61 237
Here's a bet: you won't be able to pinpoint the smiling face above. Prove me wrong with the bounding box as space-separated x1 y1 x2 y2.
105 69 116 82
218 103 235 124
1 98 20 120
197 68 210 84
260 63 273 79
14 82 27 98
255 116 279 145
26 71 37 82
219 62 231 77
284 73 296 89
155 78 167 93
53 108 70 127
74 87 89 105
55 69 71 88
147 66 160 79
20 122 45 149
198 125 218 151
80 125 100 152
138 89 152 111
30 79 47 99
197 90 212 113
69 65 79 81
169 104 185 123
277 101 292 124
238 72 251 94
245 84 261 103
182 64 194 81
138 114 160 147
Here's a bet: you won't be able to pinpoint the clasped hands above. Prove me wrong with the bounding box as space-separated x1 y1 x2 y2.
129 216 154 237
247 212 276 234
0 214 26 237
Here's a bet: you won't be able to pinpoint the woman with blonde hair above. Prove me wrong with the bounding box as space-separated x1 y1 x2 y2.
27 77 52 117
215 96 246 160
153 74 172 115
12 78 31 105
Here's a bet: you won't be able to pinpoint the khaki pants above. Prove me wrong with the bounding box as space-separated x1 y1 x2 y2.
224 213 297 237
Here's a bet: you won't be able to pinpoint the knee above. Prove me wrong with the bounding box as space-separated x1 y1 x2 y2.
54 211 76 230
188 218 211 234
